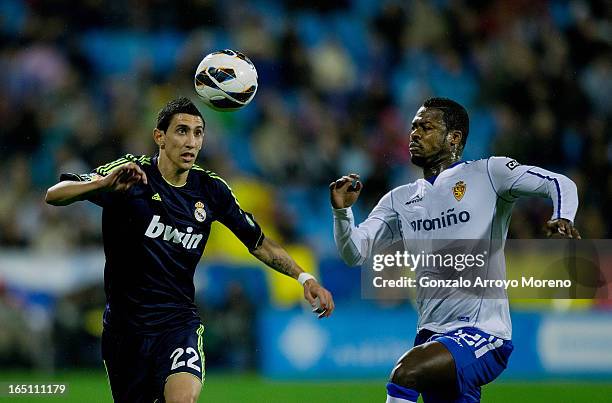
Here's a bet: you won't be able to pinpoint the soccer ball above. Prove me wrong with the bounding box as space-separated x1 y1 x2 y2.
194 49 258 111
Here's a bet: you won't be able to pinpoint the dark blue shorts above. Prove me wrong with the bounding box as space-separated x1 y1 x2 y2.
415 327 513 403
101 322 205 403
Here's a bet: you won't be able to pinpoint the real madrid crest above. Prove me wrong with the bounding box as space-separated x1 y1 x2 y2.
194 201 207 222
452 181 466 201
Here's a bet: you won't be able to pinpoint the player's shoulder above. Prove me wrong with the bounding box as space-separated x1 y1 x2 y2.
452 157 521 174
389 182 419 195
484 156 522 173
191 165 241 208
385 182 421 206
190 163 221 182
190 164 233 192
94 153 151 176
487 156 520 166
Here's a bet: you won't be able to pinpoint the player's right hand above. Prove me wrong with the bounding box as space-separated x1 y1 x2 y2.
303 279 335 319
545 218 581 239
329 173 362 208
100 162 148 192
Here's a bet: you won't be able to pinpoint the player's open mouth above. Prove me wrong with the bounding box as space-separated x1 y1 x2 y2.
409 143 422 152
181 152 195 161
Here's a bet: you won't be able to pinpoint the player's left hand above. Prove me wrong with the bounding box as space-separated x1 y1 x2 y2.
303 280 335 319
545 218 581 239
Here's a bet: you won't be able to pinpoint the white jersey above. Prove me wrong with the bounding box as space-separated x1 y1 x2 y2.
333 157 579 340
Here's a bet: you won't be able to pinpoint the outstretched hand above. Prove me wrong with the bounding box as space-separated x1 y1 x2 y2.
545 218 581 239
329 173 362 209
100 162 148 192
303 279 335 319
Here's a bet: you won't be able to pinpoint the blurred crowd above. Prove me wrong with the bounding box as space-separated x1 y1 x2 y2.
0 0 610 371
0 0 610 251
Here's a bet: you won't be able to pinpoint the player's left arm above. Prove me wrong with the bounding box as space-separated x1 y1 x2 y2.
487 157 581 238
212 176 334 317
251 238 334 318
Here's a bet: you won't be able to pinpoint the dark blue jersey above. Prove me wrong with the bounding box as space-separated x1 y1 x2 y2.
61 154 264 334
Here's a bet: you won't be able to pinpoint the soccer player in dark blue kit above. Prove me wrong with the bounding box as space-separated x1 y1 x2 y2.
45 97 335 403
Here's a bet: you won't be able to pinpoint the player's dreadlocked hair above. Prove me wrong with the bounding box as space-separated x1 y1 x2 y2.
156 97 205 132
423 97 469 148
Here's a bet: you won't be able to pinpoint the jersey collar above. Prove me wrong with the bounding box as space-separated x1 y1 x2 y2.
153 155 192 188
424 160 465 185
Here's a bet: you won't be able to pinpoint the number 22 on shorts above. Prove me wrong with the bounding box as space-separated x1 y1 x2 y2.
170 347 201 372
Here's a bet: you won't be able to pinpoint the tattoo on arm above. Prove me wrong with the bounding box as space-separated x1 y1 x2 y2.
267 254 299 277
253 239 301 279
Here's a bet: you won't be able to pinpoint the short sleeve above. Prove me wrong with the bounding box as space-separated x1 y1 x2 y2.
59 154 139 207
212 177 264 251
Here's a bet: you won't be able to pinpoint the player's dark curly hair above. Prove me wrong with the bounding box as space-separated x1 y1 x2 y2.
156 97 205 132
423 97 469 148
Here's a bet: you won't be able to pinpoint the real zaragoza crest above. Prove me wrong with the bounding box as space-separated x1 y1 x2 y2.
194 201 207 222
452 181 466 201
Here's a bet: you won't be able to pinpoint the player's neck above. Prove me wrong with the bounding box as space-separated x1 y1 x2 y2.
157 155 189 187
422 156 461 179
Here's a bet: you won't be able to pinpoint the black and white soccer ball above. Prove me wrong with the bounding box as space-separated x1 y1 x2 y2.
194 49 258 111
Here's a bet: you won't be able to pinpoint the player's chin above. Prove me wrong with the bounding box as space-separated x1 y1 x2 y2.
410 154 426 167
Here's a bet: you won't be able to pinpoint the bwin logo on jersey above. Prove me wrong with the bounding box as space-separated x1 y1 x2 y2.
145 215 203 249
410 208 471 232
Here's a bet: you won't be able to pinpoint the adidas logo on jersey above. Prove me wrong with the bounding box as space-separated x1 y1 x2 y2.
144 215 203 249
152 193 162 201
410 208 471 232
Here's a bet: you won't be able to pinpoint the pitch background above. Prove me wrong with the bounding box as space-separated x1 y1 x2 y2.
2 371 612 403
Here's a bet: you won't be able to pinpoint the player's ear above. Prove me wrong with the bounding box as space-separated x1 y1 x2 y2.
153 128 165 149
448 130 462 147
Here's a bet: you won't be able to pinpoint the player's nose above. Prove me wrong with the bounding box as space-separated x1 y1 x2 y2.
185 133 198 148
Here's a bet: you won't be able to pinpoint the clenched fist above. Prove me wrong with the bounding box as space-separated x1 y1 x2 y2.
329 173 362 209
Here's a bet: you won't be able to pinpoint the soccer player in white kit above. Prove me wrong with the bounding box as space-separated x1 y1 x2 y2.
330 98 580 403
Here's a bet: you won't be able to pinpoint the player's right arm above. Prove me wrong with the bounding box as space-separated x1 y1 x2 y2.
45 163 147 206
330 173 400 266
